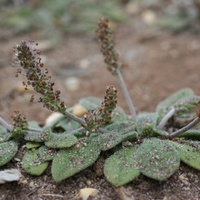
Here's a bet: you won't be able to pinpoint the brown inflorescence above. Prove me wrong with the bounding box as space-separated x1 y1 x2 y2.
101 85 117 123
12 40 66 113
11 110 27 130
82 85 117 132
96 18 125 75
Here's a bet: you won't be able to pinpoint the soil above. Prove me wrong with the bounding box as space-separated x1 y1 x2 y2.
1 14 200 200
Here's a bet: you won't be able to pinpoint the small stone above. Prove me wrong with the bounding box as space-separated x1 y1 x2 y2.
79 188 98 200
21 179 28 184
14 158 21 162
86 180 92 186
0 169 22 184
65 77 80 91
45 112 63 126
72 104 88 117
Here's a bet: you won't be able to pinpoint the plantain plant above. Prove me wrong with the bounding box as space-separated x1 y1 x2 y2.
1 18 200 187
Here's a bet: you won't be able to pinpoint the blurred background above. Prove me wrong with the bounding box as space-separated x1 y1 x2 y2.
1 0 200 123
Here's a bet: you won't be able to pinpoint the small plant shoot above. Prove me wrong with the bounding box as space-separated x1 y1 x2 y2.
1 18 200 187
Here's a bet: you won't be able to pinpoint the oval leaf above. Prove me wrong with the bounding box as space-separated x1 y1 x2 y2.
156 88 194 114
104 146 140 187
39 145 56 161
170 141 200 170
52 136 101 182
111 106 128 122
24 129 51 142
26 142 41 149
98 122 137 151
133 138 180 181
45 133 77 148
173 96 200 116
178 129 200 140
79 97 101 110
0 126 12 143
136 112 159 135
22 149 49 175
0 140 18 166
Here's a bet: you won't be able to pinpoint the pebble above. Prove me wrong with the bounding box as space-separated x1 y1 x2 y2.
45 112 63 126
0 169 22 184
72 104 88 117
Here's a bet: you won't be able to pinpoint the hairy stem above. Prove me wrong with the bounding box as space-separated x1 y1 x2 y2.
64 110 85 124
157 108 175 130
169 117 200 138
0 116 13 131
68 127 85 135
116 69 137 122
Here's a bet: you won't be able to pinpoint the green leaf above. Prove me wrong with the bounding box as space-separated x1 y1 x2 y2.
99 122 137 151
170 141 200 170
136 112 159 135
79 97 101 110
156 88 194 115
26 142 41 149
0 126 12 142
28 121 42 129
133 138 180 181
38 145 56 161
105 121 135 132
177 129 200 139
111 106 128 122
141 125 168 137
55 118 81 132
24 129 51 142
104 146 140 187
52 136 101 182
22 148 49 176
181 140 200 152
173 96 200 116
44 133 78 148
0 141 18 167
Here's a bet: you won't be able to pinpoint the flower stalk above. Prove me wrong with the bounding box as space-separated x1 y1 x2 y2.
96 18 137 122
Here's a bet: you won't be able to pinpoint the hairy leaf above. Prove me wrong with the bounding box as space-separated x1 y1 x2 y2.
104 146 140 186
173 96 200 116
141 125 168 137
38 145 56 161
52 136 101 182
0 141 18 167
133 138 180 181
181 140 200 151
0 126 12 142
136 112 159 135
54 118 81 132
177 129 200 139
45 133 78 148
22 149 49 175
170 141 200 170
111 106 128 122
79 97 101 110
99 122 137 151
24 129 51 142
156 88 194 114
26 142 41 149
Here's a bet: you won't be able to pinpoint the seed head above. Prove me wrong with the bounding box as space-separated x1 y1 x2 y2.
12 40 66 113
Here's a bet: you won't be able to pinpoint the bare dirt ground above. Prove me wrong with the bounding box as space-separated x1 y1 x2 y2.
1 16 200 200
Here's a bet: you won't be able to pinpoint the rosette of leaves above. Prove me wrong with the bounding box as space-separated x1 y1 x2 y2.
2 20 200 188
